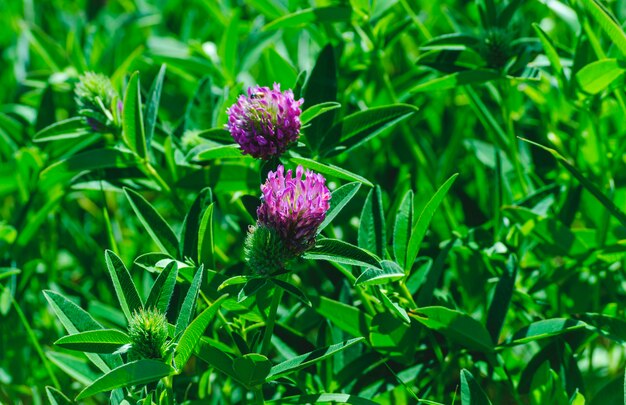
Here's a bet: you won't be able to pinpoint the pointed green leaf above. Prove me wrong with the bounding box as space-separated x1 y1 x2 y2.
238 278 267 303
47 351 99 386
301 101 341 125
197 128 232 143
268 337 364 380
358 186 386 258
303 238 381 269
318 182 361 233
175 266 204 337
486 255 518 344
411 70 500 93
198 203 216 269
75 360 173 400
180 187 212 262
405 174 458 273
310 296 372 338
532 23 564 81
379 290 411 324
38 148 137 191
0 268 20 281
104 250 143 322
271 278 311 306
145 262 178 314
232 353 272 387
505 318 587 346
218 275 258 290
144 64 166 146
461 369 493 405
576 59 626 94
195 338 240 383
580 0 626 58
355 261 405 286
192 144 243 162
124 187 179 256
577 312 626 343
393 190 414 270
54 329 131 353
122 72 148 158
44 290 121 372
321 104 418 157
289 157 373 186
34 117 91 143
174 294 229 370
410 306 494 352
263 6 352 31
45 386 73 405
571 390 585 405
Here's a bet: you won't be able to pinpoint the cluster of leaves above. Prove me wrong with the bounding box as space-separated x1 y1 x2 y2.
3 0 626 403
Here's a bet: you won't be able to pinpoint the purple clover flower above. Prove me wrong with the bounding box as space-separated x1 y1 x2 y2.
227 83 303 160
257 165 331 254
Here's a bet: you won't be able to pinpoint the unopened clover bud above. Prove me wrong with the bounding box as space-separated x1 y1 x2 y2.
127 307 169 360
74 72 121 132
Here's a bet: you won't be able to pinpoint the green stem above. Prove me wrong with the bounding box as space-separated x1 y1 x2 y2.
163 375 174 405
260 284 283 356
142 160 171 193
253 387 265 405
3 285 60 389
399 282 417 310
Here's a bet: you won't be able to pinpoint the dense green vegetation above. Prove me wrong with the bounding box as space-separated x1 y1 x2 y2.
2 0 626 403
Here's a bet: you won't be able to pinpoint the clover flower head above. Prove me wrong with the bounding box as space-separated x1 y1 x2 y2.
256 165 331 254
226 83 303 159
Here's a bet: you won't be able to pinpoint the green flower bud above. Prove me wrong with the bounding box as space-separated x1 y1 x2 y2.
244 225 292 275
74 72 121 132
480 28 513 70
128 307 169 360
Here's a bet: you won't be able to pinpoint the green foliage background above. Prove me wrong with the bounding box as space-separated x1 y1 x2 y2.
2 0 626 403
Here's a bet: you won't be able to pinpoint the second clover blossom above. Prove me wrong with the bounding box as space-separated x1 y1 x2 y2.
226 83 303 160
245 165 331 275
257 165 331 254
